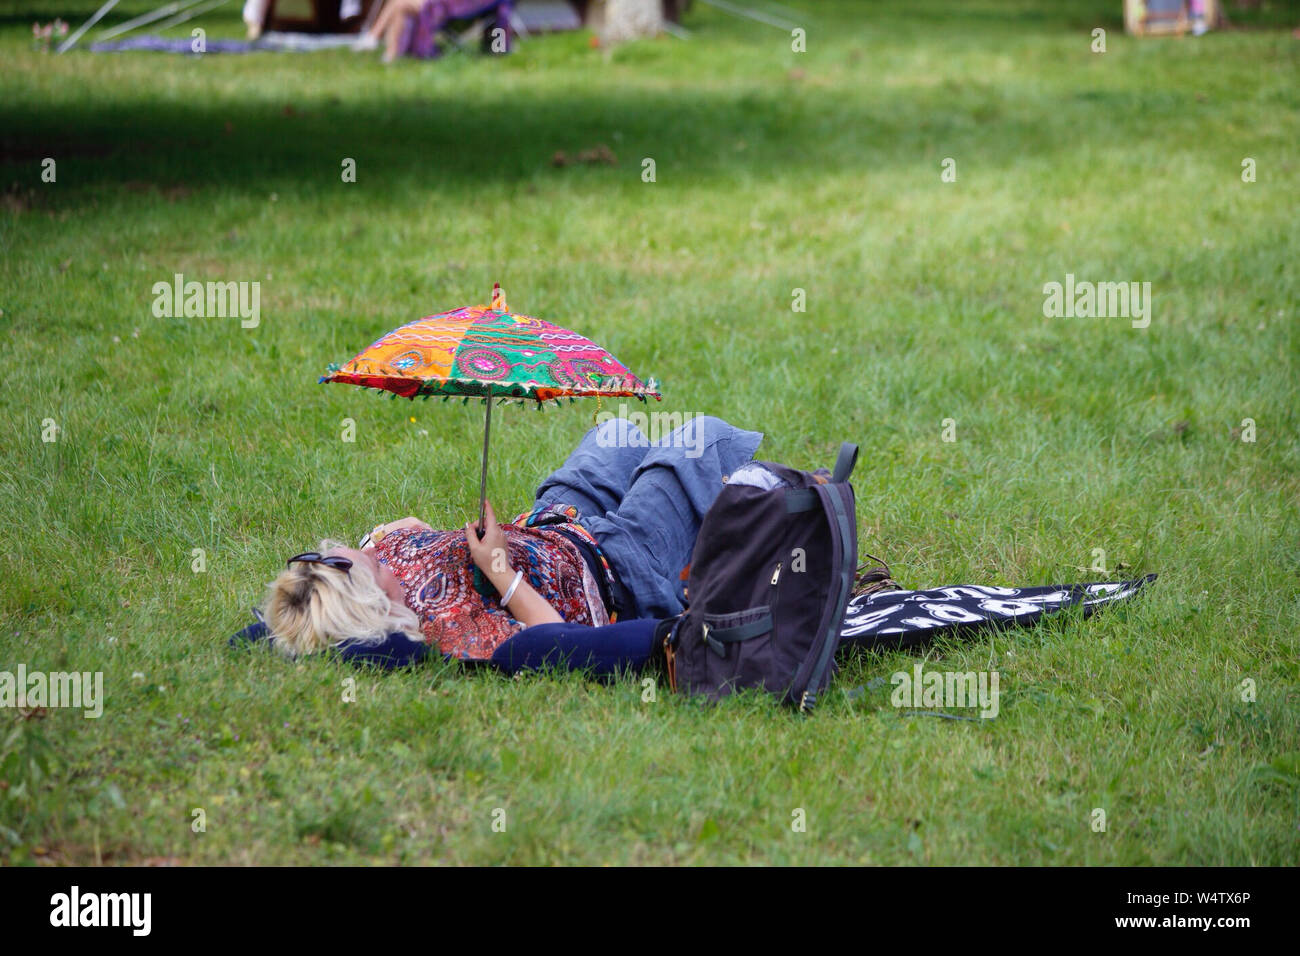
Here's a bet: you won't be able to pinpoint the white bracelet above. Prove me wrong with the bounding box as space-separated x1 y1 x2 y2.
501 569 524 607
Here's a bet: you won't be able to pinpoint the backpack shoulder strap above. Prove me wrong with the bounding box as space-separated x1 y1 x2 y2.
798 478 858 712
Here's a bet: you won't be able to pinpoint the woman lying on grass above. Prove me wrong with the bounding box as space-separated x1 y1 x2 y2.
262 416 763 659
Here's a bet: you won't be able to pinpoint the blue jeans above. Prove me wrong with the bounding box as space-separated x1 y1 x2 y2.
533 415 764 620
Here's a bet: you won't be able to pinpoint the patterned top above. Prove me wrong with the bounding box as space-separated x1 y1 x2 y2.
373 524 609 660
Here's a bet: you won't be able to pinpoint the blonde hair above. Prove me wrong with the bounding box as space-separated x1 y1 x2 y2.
263 539 422 657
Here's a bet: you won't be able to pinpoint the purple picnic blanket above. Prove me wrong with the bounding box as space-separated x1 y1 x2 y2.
90 36 259 53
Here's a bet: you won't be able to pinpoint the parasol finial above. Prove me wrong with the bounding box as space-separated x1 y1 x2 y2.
490 282 507 311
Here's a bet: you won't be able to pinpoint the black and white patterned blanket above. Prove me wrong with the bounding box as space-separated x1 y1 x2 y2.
839 576 1157 650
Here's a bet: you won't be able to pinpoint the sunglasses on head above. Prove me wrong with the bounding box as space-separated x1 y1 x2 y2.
287 552 353 574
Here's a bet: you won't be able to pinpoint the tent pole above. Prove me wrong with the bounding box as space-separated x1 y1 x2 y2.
154 0 228 32
97 1 186 42
57 0 121 52
476 387 492 539
695 0 796 31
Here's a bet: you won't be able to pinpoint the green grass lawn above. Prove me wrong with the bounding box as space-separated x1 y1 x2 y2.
1 0 1297 865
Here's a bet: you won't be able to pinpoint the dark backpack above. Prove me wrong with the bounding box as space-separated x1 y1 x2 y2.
666 443 859 711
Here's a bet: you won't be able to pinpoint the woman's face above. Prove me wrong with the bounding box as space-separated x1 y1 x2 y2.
329 546 406 607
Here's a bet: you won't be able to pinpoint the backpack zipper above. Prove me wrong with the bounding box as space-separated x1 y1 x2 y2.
770 562 782 586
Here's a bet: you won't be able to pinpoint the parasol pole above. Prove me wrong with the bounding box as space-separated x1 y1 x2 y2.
476 385 492 539
476 282 507 540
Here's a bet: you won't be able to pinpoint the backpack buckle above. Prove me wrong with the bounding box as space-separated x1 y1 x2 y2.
700 622 727 658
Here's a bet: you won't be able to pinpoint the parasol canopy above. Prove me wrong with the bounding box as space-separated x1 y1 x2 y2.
320 284 660 403
320 285 661 533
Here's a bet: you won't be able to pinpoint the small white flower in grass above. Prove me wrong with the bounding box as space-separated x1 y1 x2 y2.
132 671 145 680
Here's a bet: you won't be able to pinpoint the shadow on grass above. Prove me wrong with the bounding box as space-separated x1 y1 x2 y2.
0 78 1177 212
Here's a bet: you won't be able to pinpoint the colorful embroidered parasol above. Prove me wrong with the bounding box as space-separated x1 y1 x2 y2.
320 285 660 533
